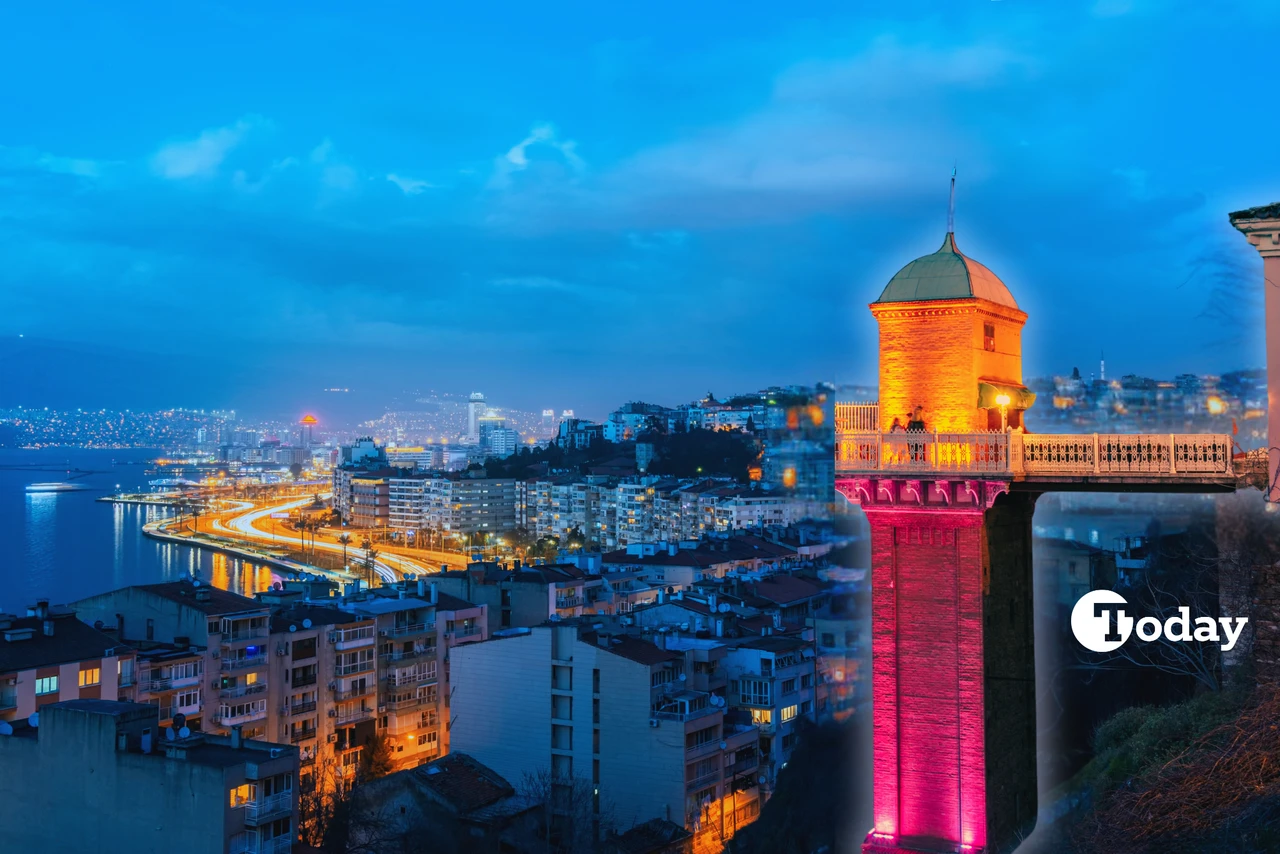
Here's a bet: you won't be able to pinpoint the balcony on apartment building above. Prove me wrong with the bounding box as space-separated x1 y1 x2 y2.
142 670 202 693
386 692 435 714
335 705 375 725
330 625 376 650
216 702 268 726
242 790 292 825
554 594 585 610
333 682 374 702
654 691 720 725
290 728 317 743
1 688 18 711
386 621 437 638
221 624 270 644
291 670 318 688
221 684 268 701
230 833 292 854
284 699 317 716
334 658 374 677
379 646 436 668
222 653 268 671
386 667 437 688
446 624 481 643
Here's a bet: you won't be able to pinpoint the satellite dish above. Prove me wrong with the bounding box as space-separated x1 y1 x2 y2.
178 727 191 739
173 713 187 729
678 673 687 681
289 624 297 633
27 713 38 728
718 603 730 613
720 741 728 750
166 727 176 741
192 579 201 587
303 619 312 629
0 722 12 735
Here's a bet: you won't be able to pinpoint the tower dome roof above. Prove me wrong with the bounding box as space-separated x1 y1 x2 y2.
874 233 1018 309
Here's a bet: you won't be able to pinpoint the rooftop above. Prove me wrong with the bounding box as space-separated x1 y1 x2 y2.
590 633 683 667
873 232 1019 310
270 605 365 633
0 614 131 673
131 580 265 616
1229 202 1280 222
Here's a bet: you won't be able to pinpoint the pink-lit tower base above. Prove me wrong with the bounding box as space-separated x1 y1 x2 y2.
839 477 1038 854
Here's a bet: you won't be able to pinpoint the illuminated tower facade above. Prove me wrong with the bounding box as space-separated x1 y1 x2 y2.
855 230 1038 854
872 233 1032 433
299 414 318 448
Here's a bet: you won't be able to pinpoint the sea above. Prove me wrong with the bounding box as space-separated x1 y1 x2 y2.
0 447 281 614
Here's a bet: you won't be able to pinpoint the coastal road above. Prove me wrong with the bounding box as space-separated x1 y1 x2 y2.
211 496 467 582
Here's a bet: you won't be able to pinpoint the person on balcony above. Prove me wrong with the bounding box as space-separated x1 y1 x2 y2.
907 407 926 432
889 418 905 433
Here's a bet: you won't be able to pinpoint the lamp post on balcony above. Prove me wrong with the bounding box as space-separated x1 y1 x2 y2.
996 393 1011 432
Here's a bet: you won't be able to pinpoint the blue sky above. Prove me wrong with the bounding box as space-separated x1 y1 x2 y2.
0 0 1275 420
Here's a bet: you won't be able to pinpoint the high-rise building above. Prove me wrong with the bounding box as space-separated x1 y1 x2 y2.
469 393 486 443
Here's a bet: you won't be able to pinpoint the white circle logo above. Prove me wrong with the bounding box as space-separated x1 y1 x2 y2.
1071 590 1132 653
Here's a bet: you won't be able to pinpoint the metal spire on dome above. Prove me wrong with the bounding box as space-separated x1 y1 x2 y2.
947 165 956 234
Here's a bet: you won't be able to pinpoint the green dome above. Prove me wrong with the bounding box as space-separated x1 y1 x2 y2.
874 232 1019 309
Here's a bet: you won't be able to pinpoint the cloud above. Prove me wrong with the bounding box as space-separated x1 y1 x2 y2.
387 173 433 195
489 124 585 189
775 37 1035 102
151 117 259 179
0 145 110 179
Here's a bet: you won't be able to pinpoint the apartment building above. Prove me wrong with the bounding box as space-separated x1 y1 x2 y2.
449 625 761 850
265 604 377 787
723 636 818 795
388 473 429 531
350 476 392 529
0 602 136 724
425 475 518 536
71 580 273 738
0 700 299 854
134 645 205 730
347 579 488 762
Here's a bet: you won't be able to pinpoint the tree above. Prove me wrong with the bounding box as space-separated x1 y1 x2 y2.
565 526 587 551
290 462 304 481
298 753 351 850
338 532 352 567
358 735 395 783
519 769 615 854
505 526 536 555
529 536 560 561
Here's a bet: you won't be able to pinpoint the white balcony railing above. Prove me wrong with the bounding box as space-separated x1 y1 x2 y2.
835 431 1234 479
244 791 293 824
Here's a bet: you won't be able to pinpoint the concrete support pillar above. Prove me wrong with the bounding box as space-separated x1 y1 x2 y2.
1230 204 1280 502
857 486 1037 854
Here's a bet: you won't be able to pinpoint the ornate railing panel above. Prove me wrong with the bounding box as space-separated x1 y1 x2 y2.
836 431 1233 479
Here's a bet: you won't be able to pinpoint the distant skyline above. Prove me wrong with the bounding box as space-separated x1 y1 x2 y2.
1 1 1275 418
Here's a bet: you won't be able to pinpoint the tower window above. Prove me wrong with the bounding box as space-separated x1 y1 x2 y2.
983 323 996 352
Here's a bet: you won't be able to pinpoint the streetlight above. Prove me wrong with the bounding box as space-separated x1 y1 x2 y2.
995 393 1011 432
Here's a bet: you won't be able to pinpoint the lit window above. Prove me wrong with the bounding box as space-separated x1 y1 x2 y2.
781 705 798 723
750 708 772 725
229 783 256 808
35 676 58 695
79 668 101 688
983 323 996 352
